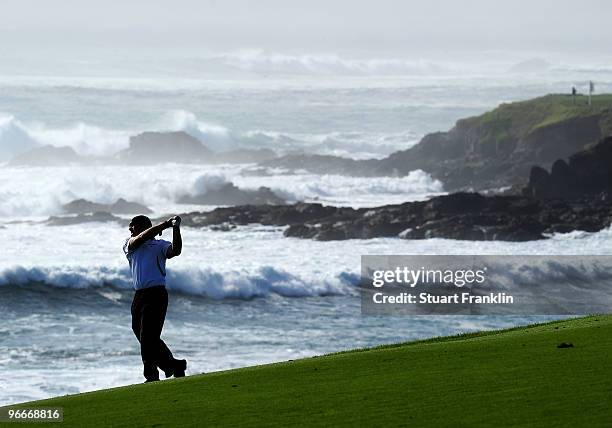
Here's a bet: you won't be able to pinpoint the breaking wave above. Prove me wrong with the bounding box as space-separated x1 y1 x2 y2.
0 110 417 160
0 164 443 216
0 265 359 299
0 116 39 161
218 50 456 76
3 256 612 302
255 171 444 202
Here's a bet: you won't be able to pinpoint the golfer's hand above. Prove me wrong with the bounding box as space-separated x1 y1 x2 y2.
170 215 181 228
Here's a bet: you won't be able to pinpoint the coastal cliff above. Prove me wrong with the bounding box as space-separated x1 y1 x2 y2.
263 94 612 191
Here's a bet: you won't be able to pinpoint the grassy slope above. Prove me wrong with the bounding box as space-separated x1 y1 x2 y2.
3 315 612 427
461 93 612 141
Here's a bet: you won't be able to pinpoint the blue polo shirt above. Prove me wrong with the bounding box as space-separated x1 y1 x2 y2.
123 238 172 290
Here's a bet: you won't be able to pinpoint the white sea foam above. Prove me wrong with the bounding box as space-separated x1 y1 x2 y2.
0 164 444 216
0 116 39 161
239 170 444 204
26 121 133 157
1 220 611 298
0 264 357 299
218 50 459 76
161 110 238 152
0 112 232 158
0 114 132 158
0 109 420 160
191 173 231 195
3 252 612 301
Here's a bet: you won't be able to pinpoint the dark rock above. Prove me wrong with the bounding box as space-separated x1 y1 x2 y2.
47 211 122 226
213 148 277 164
523 137 612 199
240 167 277 177
116 131 278 165
261 154 376 176
524 166 551 198
177 183 285 206
284 224 316 238
557 342 574 349
117 131 212 164
111 198 152 214
262 95 610 192
269 202 339 224
62 198 152 214
422 192 487 219
209 223 237 232
375 113 603 191
168 191 612 242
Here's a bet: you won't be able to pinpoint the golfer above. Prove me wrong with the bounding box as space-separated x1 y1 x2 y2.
123 214 187 382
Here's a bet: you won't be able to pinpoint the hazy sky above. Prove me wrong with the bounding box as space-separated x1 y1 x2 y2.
0 0 610 55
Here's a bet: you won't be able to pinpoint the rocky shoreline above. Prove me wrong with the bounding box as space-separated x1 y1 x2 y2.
262 95 612 191
43 189 612 242
169 192 612 241
9 95 612 194
33 96 612 242
45 137 612 241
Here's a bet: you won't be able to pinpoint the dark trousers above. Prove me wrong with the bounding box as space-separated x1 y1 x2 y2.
131 285 175 380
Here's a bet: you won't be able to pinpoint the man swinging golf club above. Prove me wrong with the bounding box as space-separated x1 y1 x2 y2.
123 214 187 382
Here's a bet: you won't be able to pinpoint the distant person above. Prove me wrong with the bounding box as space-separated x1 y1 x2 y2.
123 215 187 382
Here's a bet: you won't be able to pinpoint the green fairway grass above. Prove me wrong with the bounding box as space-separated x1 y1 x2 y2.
3 315 611 427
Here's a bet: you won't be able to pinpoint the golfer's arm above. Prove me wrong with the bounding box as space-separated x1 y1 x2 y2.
128 222 169 251
167 227 182 258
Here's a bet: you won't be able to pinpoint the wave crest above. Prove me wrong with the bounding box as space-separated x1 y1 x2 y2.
220 50 451 76
0 265 359 299
0 116 39 161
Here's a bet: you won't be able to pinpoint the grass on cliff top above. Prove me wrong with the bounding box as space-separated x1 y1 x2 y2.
3 315 612 427
465 93 612 138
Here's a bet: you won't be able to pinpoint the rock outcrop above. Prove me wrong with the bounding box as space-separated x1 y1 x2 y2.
47 212 123 226
262 154 376 176
177 183 285 206
117 131 212 164
170 193 612 242
115 131 279 165
263 94 612 191
523 136 612 200
213 148 277 164
62 198 152 214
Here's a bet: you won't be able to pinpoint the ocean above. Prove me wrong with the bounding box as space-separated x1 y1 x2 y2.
1 50 611 404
